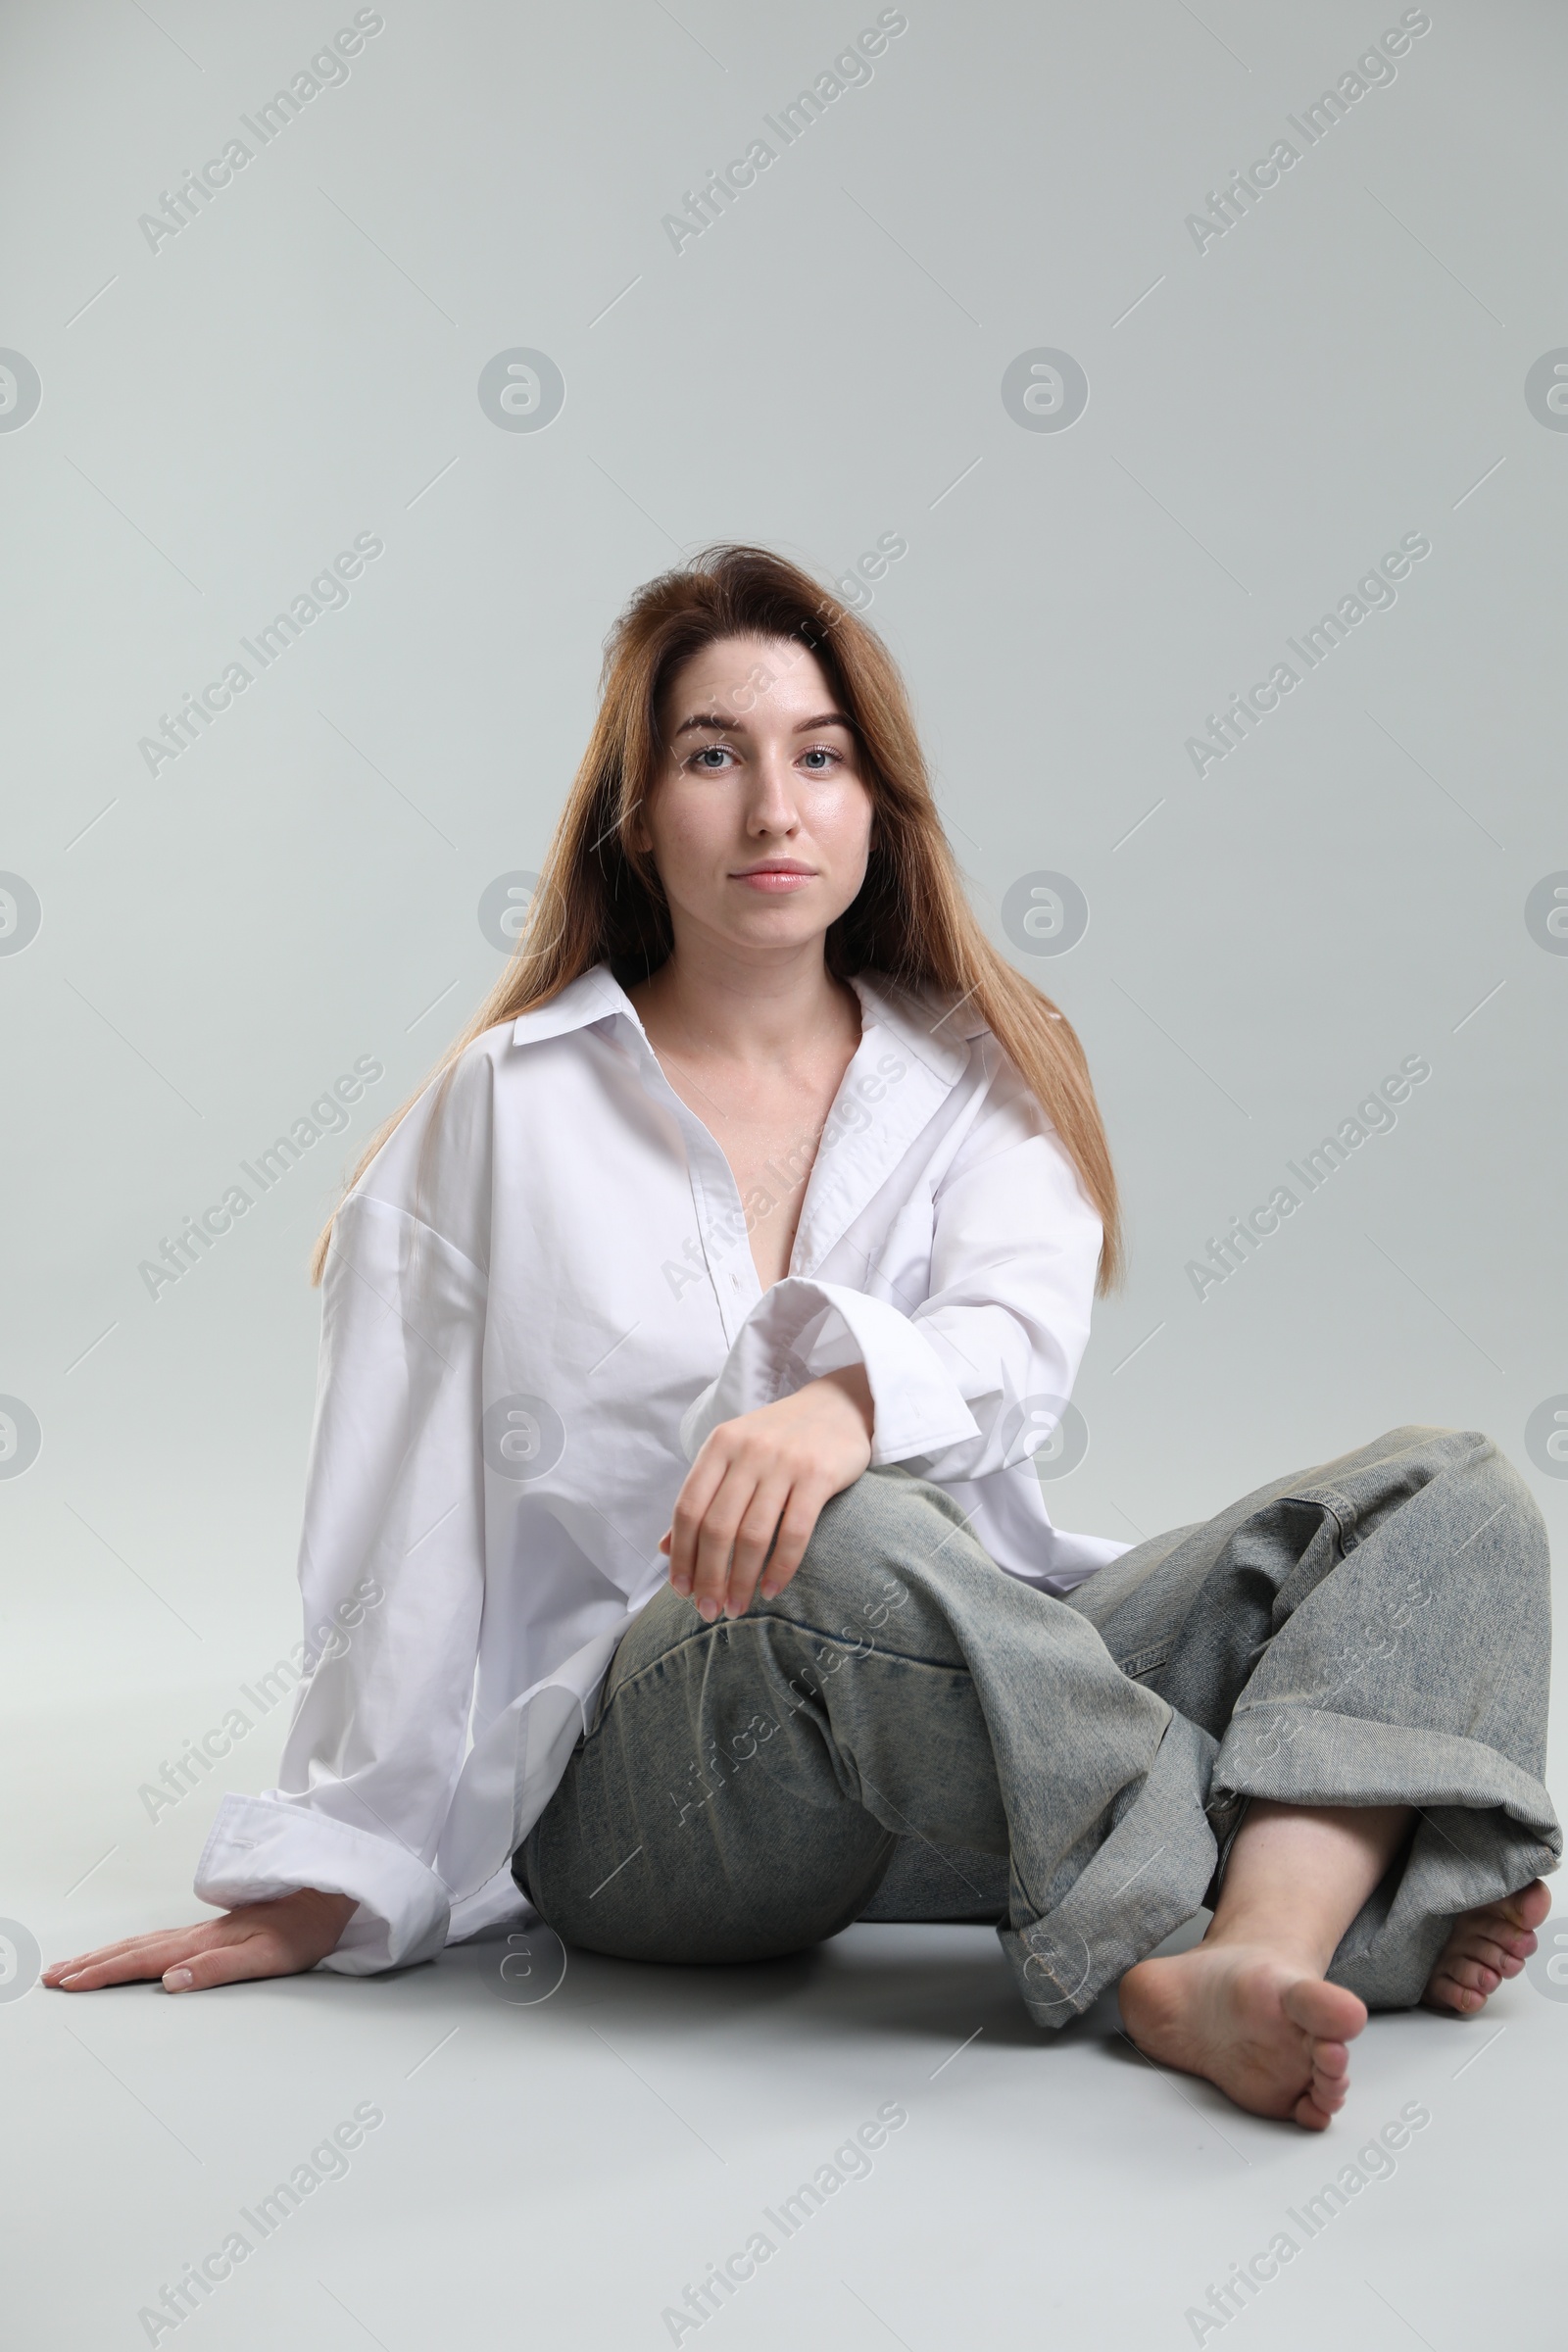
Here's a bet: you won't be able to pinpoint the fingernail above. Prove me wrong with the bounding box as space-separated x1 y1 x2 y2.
695 1595 717 1623
164 1968 193 1990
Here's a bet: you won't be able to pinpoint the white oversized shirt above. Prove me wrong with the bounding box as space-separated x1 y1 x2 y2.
194 965 1131 1972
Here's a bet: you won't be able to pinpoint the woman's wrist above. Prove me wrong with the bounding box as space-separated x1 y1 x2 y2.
814 1362 874 1441
291 1887 359 1943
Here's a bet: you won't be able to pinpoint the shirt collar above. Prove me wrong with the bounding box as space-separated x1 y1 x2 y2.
849 970 988 1086
509 965 642 1047
511 963 990 1075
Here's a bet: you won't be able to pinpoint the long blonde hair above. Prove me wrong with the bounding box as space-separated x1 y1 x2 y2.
312 544 1122 1291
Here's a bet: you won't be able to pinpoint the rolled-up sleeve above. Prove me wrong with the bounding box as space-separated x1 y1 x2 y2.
680 1050 1103 1480
194 1186 489 1974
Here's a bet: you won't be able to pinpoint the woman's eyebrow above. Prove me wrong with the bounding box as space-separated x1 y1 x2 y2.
672 710 745 736
670 707 855 738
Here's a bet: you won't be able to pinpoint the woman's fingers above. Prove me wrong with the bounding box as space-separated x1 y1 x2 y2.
759 1484 831 1598
688 1459 759 1620
48 1925 221 1990
46 1890 355 1994
667 1449 730 1596
667 1378 875 1616
162 1931 293 1994
43 1934 153 1983
673 1431 773 1613
721 1474 794 1617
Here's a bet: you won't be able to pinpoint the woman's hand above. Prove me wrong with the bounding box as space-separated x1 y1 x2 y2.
662 1366 874 1622
43 1886 358 1995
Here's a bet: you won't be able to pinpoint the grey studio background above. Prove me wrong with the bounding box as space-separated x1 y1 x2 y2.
3 1 1567 2346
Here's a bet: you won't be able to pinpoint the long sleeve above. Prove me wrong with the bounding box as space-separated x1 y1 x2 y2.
192 983 1127 1969
680 1044 1102 1487
195 1129 492 1973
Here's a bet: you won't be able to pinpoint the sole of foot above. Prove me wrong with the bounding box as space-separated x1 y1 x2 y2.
1421 1879 1549 2016
1119 1941 1369 2131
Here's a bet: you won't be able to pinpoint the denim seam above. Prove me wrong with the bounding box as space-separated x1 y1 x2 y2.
1115 1643 1170 1680
1278 1487 1357 1550
602 1619 974 1710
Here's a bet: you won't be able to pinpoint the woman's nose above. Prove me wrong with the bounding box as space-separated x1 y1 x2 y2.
747 752 799 831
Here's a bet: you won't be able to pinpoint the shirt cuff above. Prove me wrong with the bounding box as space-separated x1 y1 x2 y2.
193 1791 453 1976
449 1866 535 1942
679 1277 981 1468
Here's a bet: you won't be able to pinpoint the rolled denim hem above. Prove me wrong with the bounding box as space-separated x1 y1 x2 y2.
1212 1701 1562 2008
1001 1709 1222 2029
1213 1703 1561 1849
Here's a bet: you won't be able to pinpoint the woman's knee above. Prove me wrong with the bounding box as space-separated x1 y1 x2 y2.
1380 1428 1548 1572
764 1468 963 1629
1466 1437 1550 1582
601 1578 703 1702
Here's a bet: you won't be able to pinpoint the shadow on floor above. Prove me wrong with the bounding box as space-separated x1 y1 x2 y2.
323 1908 1215 2057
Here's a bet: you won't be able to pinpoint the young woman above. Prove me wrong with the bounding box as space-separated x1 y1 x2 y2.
47 545 1557 2130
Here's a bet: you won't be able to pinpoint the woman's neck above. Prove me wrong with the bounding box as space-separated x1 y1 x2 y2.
627 937 866 1290
630 938 860 1071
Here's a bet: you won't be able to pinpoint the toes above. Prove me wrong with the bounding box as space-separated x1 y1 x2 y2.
1425 1972 1485 2014
1442 1954 1501 1996
1310 2041 1351 2109
1312 2037 1351 2082
1457 1933 1518 1976
1477 1882 1552 1936
1507 1881 1552 1933
1457 1924 1537 1967
1446 1883 1551 1949
1281 1977 1368 2046
1428 1893 1548 2009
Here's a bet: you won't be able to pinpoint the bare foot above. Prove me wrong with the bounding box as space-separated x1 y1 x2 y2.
1422 1879 1548 2016
1119 1941 1368 2131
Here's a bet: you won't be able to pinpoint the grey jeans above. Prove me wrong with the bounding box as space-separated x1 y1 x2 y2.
517 1425 1560 2025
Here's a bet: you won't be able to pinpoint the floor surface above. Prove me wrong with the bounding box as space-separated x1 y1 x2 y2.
9 1759 1566 2352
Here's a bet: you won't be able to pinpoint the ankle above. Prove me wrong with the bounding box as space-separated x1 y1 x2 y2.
1202 1906 1336 1976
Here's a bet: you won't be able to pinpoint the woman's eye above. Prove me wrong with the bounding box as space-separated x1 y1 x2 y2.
800 747 839 771
691 744 734 770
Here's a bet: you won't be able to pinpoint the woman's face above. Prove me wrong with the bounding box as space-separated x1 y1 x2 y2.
634 634 875 961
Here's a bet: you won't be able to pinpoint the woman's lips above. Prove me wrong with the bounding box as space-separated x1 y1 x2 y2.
732 866 816 892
